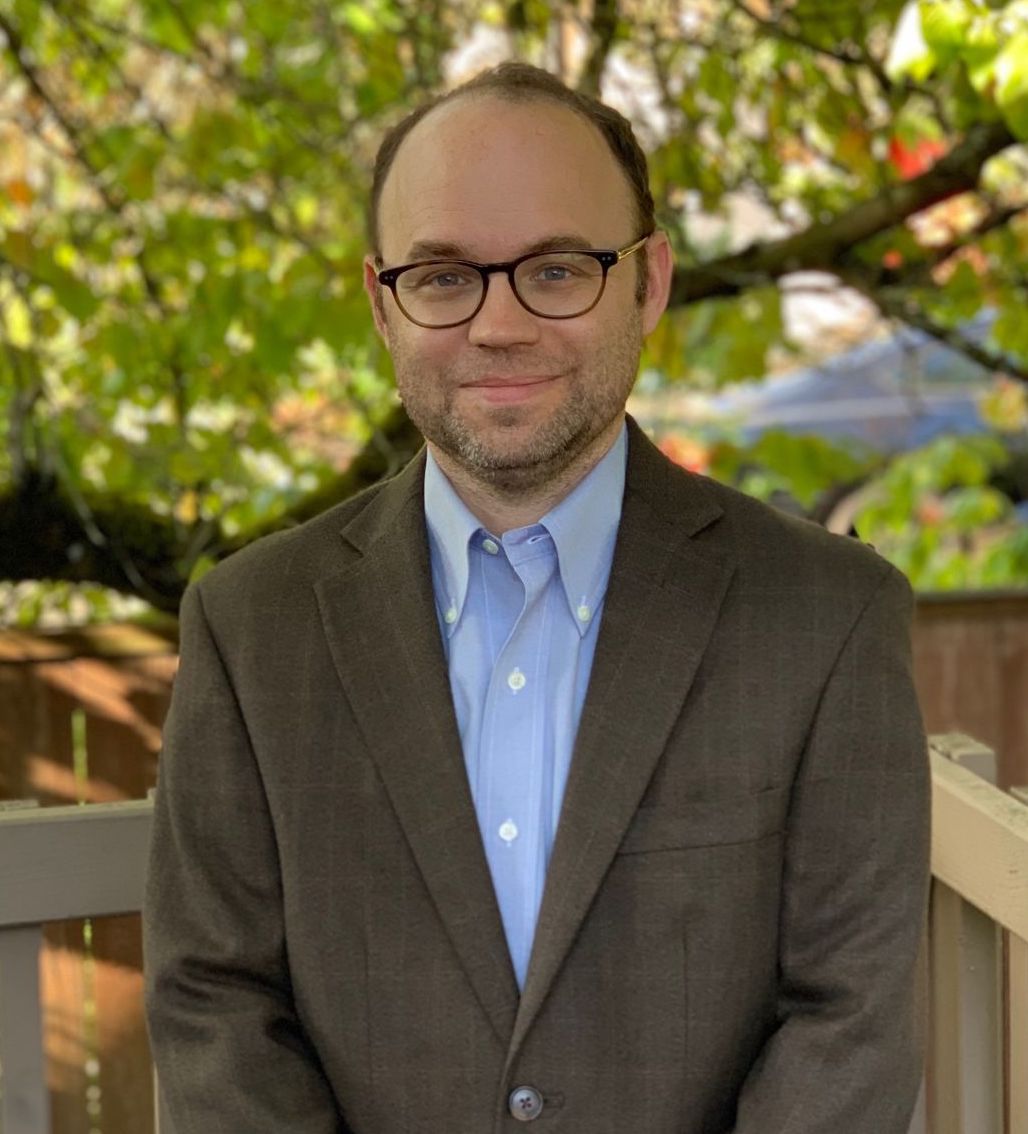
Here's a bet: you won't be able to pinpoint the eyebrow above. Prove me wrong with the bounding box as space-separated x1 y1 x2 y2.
402 234 599 263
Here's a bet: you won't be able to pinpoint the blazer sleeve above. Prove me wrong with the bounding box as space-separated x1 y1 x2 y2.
143 583 348 1134
730 564 930 1133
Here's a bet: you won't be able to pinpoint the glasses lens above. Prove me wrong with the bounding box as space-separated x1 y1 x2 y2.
514 252 604 317
394 262 483 327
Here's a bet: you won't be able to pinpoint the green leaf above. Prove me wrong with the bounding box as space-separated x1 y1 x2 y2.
920 0 973 58
886 2 936 82
995 29 1028 139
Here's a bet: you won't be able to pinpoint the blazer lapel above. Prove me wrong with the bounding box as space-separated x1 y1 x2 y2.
313 456 519 1045
509 423 735 1058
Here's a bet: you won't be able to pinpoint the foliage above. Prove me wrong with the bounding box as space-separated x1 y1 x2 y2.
1 0 1027 620
854 433 1028 588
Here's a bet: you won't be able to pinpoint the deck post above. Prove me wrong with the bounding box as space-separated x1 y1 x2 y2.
1009 933 1028 1134
0 924 51 1134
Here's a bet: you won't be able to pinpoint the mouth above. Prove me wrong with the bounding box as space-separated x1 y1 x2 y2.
461 375 560 404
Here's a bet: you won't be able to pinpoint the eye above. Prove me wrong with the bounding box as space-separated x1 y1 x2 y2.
427 270 472 289
402 264 477 291
535 262 576 282
521 253 599 287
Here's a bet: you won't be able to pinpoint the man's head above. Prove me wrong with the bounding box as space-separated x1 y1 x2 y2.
368 63 656 278
364 63 673 501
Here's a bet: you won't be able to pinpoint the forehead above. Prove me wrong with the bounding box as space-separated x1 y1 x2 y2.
377 94 637 261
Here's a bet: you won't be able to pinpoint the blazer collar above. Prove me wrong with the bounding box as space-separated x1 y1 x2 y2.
314 418 734 1059
508 417 734 1062
314 451 520 1046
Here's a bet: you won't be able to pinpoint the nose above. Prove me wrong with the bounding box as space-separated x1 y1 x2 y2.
466 271 541 347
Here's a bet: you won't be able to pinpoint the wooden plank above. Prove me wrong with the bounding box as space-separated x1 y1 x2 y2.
931 732 998 784
155 1067 175 1134
42 920 90 1134
913 601 1028 790
959 901 1003 1134
915 592 1028 620
930 882 964 1134
0 801 152 926
906 1078 927 1134
1010 933 1028 1134
0 925 51 1134
0 623 177 663
928 881 1004 1134
93 914 154 1134
998 612 1028 792
930 750 1028 941
914 622 1005 777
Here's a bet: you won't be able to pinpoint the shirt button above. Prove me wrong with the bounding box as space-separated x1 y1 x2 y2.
507 667 526 692
498 819 518 844
444 605 458 624
509 1086 544 1122
577 603 591 622
482 537 500 555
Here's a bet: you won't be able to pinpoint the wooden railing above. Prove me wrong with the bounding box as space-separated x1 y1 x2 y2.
923 735 1028 1134
1 734 1026 1134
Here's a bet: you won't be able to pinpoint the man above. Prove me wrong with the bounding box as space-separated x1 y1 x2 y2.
145 63 929 1134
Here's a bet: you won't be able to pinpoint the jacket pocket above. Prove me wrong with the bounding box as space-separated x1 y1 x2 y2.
617 786 784 854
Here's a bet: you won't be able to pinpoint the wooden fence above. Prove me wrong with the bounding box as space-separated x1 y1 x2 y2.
913 591 1028 791
0 591 1026 1132
2 735 1026 1133
0 624 176 1134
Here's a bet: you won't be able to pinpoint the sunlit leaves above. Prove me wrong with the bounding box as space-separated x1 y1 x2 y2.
995 29 1028 139
853 434 1026 589
1 0 1027 622
710 429 877 510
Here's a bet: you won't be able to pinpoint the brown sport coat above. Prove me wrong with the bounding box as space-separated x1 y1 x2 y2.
144 419 929 1134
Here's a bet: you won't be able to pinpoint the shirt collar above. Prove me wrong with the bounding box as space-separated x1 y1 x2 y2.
423 421 627 637
542 423 626 634
424 452 480 631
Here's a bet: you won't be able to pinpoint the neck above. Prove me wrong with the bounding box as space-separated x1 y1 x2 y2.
428 420 623 535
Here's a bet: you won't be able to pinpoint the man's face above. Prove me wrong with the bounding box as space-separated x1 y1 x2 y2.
365 95 670 495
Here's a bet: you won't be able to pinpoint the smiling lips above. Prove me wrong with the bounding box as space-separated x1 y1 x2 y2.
462 375 559 404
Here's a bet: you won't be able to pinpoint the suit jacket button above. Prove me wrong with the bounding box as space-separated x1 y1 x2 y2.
508 1085 544 1121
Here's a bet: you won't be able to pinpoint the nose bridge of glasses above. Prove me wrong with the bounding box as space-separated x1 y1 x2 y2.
474 260 536 318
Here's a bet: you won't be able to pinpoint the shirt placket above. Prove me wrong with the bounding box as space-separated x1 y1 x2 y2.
478 533 557 987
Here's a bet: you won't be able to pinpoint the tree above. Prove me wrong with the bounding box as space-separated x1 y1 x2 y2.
1 0 1027 616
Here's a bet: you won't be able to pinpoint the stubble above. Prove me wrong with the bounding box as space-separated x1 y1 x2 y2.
388 308 645 498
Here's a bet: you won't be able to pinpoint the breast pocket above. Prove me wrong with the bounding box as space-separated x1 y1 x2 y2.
617 786 785 854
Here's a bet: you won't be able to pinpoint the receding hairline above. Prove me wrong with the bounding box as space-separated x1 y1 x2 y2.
372 87 643 256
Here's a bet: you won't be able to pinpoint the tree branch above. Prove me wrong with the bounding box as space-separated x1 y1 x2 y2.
668 120 1017 306
729 0 869 71
577 0 619 99
842 279 1028 386
0 11 123 213
0 406 424 607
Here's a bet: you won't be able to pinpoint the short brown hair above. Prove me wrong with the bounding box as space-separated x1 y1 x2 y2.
368 63 654 299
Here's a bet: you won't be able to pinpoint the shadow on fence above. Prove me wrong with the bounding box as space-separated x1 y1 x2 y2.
1 624 175 1132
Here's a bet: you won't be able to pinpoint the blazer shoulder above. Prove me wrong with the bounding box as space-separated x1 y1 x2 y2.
626 418 899 597
189 468 408 616
672 463 905 602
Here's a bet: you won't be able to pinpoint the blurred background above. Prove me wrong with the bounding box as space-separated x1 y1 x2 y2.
0 2 1026 1130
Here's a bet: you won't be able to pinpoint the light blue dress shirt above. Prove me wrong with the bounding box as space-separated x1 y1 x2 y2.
424 425 626 988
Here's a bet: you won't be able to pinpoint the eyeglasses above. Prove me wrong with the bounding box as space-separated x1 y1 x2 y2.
376 234 651 329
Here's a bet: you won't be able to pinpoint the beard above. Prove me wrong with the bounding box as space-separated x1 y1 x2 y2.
388 309 645 497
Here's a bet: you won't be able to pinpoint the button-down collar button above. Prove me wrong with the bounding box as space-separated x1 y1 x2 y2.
509 1085 544 1121
576 603 591 622
444 605 458 624
507 667 526 692
482 537 500 555
498 819 518 844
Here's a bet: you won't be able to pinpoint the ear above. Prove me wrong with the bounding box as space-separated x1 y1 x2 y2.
363 256 390 343
640 231 673 337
